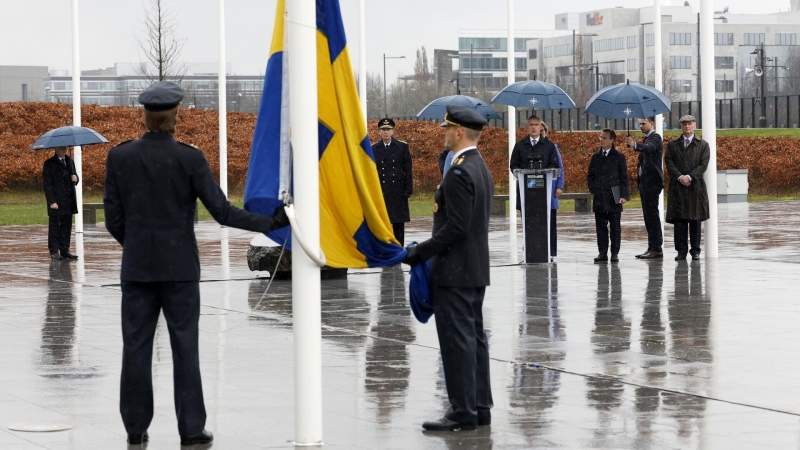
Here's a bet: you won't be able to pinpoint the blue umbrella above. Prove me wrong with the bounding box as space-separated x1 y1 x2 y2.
416 95 500 121
584 80 671 119
30 126 109 150
490 80 576 110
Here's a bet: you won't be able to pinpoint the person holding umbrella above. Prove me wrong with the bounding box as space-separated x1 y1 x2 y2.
42 146 79 260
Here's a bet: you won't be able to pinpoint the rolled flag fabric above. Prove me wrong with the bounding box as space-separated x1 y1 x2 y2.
408 242 434 324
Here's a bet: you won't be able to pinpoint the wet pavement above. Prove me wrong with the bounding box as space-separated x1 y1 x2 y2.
2 201 800 449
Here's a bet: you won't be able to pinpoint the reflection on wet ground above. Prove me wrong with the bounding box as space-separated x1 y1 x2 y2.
2 201 800 448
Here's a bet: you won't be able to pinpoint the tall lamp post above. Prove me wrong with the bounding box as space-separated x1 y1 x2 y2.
581 61 601 94
751 44 767 125
572 31 598 99
383 54 405 118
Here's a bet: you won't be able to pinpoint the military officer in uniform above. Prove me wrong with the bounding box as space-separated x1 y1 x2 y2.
372 118 413 245
103 82 290 446
403 105 494 431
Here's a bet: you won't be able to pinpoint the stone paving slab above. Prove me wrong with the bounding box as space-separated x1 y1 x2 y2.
2 201 800 448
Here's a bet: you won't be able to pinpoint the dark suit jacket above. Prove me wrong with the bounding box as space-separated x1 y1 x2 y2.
103 132 281 282
372 137 413 223
510 136 560 210
42 154 79 216
633 131 664 189
587 146 629 213
416 148 493 288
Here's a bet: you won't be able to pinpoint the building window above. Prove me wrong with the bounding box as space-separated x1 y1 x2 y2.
743 33 765 45
646 57 655 70
553 43 573 57
715 79 734 92
529 69 538 80
670 56 691 69
627 59 638 72
714 57 734 69
543 46 553 58
670 80 692 93
669 32 691 45
516 57 527 70
714 33 734 45
627 35 638 48
776 33 797 46
646 33 654 46
528 49 537 60
21 84 28 101
594 37 624 53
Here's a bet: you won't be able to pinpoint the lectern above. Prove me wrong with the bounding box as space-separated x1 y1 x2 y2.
516 168 560 264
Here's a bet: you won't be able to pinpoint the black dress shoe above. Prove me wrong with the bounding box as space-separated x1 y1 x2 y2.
478 411 491 426
422 417 476 431
635 250 651 258
691 253 700 261
594 254 608 263
60 251 79 260
127 431 149 445
181 429 213 446
640 251 663 260
50 253 63 260
610 255 619 262
675 254 687 261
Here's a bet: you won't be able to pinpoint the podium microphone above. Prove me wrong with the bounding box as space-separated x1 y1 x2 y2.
533 154 544 169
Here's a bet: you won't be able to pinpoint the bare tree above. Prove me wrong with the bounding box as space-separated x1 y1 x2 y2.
646 56 681 103
572 35 593 108
782 46 800 95
358 72 384 119
137 0 187 84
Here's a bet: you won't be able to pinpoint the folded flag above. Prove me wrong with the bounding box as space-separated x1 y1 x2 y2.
244 0 406 268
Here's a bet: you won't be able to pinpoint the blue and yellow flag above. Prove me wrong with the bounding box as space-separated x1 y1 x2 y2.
244 0 405 268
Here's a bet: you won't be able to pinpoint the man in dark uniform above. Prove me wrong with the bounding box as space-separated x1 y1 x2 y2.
403 105 494 431
626 116 664 259
509 114 560 210
372 118 413 245
103 82 289 446
587 129 629 263
42 146 80 260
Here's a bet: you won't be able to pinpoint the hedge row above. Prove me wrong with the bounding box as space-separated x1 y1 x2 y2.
2 102 798 195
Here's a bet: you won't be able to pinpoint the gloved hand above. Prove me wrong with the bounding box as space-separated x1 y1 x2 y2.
271 204 290 230
402 244 422 266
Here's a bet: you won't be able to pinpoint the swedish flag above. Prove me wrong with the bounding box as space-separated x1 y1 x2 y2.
244 0 406 268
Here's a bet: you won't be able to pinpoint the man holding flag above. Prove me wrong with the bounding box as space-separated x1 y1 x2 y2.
404 105 494 431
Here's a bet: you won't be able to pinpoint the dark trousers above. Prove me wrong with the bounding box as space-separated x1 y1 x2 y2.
595 211 622 256
120 281 206 437
433 286 493 424
639 186 663 252
392 222 405 246
48 214 73 255
673 219 702 256
550 209 558 256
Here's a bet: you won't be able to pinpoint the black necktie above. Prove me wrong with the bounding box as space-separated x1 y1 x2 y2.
61 158 66 167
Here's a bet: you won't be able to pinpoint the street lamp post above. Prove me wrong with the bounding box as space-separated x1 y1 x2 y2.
383 54 405 118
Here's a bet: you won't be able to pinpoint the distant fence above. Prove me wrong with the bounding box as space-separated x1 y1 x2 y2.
391 95 800 131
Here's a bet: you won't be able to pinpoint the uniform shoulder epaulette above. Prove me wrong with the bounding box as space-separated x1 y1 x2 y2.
397 139 408 144
177 141 201 150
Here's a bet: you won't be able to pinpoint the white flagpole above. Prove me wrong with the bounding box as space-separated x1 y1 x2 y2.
654 0 664 238
700 0 718 257
507 0 517 258
358 0 367 123
288 0 323 445
218 0 228 198
71 0 83 233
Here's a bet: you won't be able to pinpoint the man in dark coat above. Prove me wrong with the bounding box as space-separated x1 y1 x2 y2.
372 118 413 245
509 114 560 210
403 105 494 431
103 82 289 446
627 116 664 259
665 115 710 261
42 146 79 260
587 129 629 263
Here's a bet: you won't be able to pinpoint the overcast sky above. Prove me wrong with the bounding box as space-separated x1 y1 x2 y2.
0 0 790 80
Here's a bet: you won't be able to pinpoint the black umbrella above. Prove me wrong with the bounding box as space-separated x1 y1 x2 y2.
29 126 109 150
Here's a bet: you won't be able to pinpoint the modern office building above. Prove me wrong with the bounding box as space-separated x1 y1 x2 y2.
0 66 50 102
529 4 800 103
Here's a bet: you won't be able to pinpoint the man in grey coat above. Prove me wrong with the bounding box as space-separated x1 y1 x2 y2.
665 115 710 261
